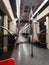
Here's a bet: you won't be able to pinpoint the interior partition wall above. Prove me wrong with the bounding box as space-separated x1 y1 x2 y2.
0 10 14 60
0 10 9 53
0 10 4 53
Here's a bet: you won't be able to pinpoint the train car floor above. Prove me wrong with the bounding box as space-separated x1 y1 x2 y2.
13 43 49 65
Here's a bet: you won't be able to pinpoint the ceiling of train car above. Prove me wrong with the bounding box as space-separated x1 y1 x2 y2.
20 0 44 20
17 0 44 32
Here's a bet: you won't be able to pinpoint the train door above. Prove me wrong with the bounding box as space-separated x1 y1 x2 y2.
39 18 46 47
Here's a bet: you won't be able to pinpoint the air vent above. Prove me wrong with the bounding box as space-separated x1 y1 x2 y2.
25 6 29 9
24 10 27 12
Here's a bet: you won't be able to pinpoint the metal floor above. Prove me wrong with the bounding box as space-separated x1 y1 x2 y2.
13 44 49 65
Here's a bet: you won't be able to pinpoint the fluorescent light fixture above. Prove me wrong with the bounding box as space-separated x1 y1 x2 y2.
16 0 20 19
24 25 29 30
31 0 48 19
19 23 28 33
19 24 30 33
23 23 28 28
3 0 14 20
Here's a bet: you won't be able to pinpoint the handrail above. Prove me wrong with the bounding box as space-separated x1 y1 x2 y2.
0 26 17 60
0 26 12 35
38 29 46 34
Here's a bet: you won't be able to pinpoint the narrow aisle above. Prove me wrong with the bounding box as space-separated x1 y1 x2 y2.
13 44 49 65
19 35 28 43
13 44 31 65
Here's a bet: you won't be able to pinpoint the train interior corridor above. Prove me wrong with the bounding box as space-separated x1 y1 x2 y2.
13 43 49 65
0 0 49 65
13 32 49 65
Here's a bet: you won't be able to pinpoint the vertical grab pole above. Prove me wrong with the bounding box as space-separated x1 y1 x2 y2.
29 18 33 57
30 20 33 57
16 0 21 44
18 19 20 43
29 5 34 57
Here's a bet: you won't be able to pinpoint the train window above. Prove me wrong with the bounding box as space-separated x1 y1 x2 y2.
39 21 46 33
0 15 3 34
38 20 46 44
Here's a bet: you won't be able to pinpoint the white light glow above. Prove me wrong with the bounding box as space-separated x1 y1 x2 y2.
16 0 20 19
18 45 21 60
19 23 28 33
19 24 30 33
31 0 48 19
23 23 28 28
3 0 14 20
22 44 28 56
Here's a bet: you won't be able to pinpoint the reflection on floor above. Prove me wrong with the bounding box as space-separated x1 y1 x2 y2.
13 44 49 65
19 35 28 42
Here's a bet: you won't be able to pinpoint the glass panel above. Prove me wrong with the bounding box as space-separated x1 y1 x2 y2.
0 15 3 53
0 15 3 34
